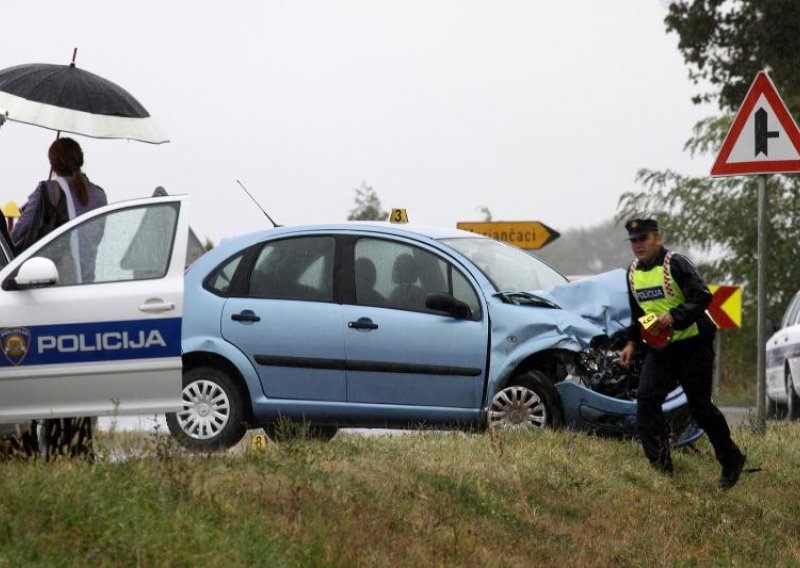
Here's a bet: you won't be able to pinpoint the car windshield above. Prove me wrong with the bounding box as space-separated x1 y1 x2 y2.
439 237 567 292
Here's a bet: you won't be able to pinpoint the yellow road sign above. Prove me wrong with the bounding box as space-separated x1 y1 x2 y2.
708 285 742 329
456 221 559 250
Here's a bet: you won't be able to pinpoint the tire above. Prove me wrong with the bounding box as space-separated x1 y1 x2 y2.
488 370 564 430
786 369 800 421
263 421 338 442
166 366 247 451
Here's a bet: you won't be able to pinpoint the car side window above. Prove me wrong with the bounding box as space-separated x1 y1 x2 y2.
782 292 800 328
34 202 178 286
205 253 244 296
354 238 480 319
248 236 334 302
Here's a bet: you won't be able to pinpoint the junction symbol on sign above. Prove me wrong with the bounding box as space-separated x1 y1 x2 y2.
711 71 800 177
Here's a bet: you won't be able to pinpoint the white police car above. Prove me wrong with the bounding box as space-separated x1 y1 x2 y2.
0 195 189 451
766 289 800 419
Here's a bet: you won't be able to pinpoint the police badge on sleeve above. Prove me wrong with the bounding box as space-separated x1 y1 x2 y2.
1 327 32 366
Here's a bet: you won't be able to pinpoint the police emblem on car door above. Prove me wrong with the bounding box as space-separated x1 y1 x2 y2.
0 196 189 423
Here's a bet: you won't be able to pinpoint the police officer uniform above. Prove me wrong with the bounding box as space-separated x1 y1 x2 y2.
624 218 746 489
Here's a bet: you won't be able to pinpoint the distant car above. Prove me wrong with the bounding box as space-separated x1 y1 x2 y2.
170 223 701 450
766 290 800 419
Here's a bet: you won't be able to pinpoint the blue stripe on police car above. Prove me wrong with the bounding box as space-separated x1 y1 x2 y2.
0 318 181 367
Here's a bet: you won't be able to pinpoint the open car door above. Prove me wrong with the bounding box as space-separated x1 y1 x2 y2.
0 195 189 423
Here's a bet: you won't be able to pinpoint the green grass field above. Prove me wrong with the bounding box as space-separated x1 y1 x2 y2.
1 423 798 567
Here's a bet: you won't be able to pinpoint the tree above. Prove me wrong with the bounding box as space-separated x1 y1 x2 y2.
617 1 800 389
347 182 388 221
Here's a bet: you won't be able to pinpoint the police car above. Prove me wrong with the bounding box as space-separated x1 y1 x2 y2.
0 195 189 449
766 289 800 420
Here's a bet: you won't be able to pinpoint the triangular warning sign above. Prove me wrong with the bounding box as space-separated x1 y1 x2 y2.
711 71 800 177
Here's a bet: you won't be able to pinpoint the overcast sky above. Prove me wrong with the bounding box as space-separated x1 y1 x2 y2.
0 1 714 244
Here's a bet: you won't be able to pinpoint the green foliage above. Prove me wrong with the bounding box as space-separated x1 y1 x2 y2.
347 181 388 221
666 0 800 113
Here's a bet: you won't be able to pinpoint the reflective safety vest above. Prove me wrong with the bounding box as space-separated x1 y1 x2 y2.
628 251 699 343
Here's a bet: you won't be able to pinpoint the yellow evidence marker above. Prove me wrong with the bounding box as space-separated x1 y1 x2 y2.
638 313 659 330
250 433 271 450
389 208 409 224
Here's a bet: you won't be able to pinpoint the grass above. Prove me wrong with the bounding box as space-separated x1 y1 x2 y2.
1 423 799 567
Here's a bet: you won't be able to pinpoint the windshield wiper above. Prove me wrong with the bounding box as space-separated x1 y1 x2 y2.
495 291 561 309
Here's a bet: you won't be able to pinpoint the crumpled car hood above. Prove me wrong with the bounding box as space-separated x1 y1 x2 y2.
531 268 632 337
488 269 633 387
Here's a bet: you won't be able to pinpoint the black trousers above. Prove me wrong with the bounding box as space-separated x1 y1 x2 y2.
636 330 739 466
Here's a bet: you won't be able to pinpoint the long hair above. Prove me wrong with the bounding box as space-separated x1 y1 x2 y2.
48 137 88 206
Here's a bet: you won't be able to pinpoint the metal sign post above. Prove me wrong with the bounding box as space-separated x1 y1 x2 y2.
755 175 768 432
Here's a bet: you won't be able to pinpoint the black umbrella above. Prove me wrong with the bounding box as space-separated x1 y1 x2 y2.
0 58 168 144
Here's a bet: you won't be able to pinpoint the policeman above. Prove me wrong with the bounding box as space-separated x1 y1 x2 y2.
619 218 746 489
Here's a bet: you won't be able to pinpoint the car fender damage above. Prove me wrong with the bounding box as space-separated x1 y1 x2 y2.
488 269 630 393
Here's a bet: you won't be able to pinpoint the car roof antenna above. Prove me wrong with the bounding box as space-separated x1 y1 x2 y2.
236 180 280 228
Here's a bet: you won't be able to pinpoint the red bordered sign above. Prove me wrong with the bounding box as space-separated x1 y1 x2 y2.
711 71 800 177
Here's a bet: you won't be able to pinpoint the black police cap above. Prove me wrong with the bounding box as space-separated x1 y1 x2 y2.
625 218 659 240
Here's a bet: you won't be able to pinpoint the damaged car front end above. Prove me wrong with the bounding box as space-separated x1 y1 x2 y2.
441 237 703 447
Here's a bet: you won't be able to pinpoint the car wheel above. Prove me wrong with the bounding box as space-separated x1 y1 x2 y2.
166 366 247 451
263 422 338 442
786 369 800 421
488 370 563 430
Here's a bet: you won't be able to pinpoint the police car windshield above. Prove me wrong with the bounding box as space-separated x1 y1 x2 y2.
440 237 567 292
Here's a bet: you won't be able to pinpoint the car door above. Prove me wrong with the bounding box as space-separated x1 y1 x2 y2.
768 291 800 399
221 235 347 401
342 237 488 409
0 195 189 423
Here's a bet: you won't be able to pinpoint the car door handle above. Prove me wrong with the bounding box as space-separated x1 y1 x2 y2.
348 319 378 330
232 310 261 323
139 300 175 313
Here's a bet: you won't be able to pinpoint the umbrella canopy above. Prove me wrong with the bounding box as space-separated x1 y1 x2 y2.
0 63 168 144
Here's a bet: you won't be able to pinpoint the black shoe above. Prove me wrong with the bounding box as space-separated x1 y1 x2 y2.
718 452 746 490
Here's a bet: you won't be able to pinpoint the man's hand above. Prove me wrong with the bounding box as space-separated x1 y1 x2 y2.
619 341 636 368
649 313 674 334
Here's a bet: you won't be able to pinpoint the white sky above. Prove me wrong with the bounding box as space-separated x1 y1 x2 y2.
0 0 714 244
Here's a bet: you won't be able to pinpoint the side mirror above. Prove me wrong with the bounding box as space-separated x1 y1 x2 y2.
14 257 59 289
425 292 472 319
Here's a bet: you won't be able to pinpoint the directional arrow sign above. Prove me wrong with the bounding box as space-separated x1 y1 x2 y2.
711 71 800 176
708 285 742 330
456 221 559 250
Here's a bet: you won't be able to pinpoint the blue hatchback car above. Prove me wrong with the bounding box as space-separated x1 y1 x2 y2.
168 223 700 450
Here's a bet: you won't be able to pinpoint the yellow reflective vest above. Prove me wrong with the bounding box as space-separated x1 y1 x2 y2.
628 251 699 344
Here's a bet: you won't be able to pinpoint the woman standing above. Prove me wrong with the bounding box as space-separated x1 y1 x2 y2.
11 137 108 459
12 137 107 281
